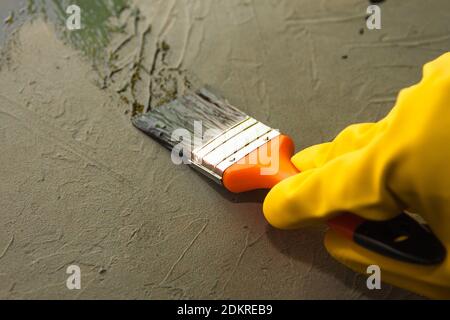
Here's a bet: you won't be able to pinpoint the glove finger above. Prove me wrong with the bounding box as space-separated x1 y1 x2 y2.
292 120 388 171
263 145 401 229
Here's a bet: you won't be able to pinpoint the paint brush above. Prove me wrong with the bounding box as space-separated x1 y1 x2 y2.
132 87 445 265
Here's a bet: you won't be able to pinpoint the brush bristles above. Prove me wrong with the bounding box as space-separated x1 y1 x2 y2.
133 87 279 183
132 88 247 150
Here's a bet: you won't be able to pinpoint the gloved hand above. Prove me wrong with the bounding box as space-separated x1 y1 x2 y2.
263 52 450 299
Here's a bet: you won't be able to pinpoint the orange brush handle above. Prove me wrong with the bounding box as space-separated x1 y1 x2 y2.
222 134 358 236
223 135 298 192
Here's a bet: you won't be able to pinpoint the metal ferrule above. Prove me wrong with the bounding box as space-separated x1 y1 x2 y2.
189 117 280 184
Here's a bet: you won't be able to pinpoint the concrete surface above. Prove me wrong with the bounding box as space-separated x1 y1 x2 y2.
0 0 449 299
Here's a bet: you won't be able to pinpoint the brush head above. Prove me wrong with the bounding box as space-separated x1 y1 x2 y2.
132 88 247 150
133 87 280 183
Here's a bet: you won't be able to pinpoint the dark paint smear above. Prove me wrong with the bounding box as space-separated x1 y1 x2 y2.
27 0 129 63
0 0 27 46
21 1 193 116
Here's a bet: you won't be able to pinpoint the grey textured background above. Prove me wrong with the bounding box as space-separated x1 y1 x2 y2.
0 0 449 299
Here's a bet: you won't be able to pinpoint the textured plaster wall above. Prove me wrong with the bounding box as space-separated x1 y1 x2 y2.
0 0 449 299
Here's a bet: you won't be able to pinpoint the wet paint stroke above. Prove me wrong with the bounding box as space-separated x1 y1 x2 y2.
18 0 193 116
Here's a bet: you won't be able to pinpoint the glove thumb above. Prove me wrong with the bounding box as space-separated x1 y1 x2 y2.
263 146 401 229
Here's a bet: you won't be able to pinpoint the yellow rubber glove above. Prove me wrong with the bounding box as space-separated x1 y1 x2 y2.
263 52 450 299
